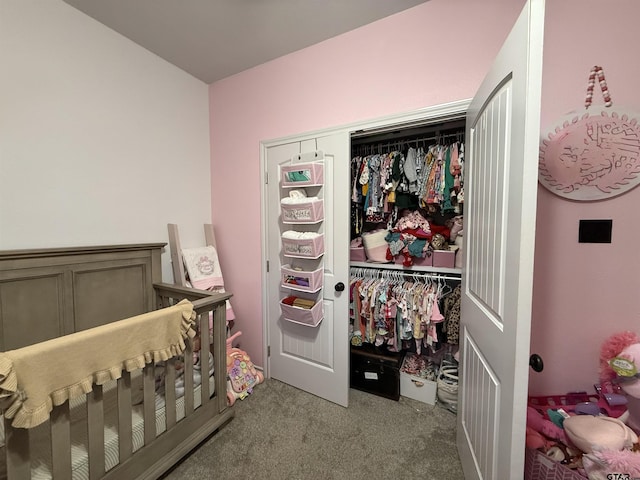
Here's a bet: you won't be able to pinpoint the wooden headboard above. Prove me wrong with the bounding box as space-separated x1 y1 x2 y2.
0 243 165 351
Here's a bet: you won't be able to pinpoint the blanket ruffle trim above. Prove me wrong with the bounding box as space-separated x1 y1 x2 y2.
0 308 196 429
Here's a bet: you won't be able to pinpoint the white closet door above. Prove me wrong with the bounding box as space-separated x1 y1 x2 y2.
457 0 544 478
265 131 351 407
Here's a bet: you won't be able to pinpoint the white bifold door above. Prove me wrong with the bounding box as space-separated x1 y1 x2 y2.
457 0 544 478
263 132 351 407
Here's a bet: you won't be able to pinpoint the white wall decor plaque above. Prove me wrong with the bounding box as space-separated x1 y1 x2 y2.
539 107 640 201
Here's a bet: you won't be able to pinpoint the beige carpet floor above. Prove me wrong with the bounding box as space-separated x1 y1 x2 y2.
161 378 463 480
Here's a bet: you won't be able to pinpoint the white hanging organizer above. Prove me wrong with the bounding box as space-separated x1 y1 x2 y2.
278 151 326 328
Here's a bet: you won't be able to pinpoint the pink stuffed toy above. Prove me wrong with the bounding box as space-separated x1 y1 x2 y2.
600 332 640 433
616 343 640 433
583 449 640 478
600 331 640 383
526 406 571 449
526 426 550 450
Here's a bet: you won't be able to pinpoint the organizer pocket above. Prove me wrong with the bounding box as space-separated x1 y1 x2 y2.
281 163 324 187
281 232 325 258
281 264 323 292
280 297 324 327
280 198 324 223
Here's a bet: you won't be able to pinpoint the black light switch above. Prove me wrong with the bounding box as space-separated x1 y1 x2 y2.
578 219 612 243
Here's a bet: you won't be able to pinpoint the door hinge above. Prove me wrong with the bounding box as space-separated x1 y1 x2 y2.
265 172 268 184
266 260 269 273
267 346 271 357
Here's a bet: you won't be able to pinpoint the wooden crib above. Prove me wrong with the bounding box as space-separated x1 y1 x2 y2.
0 244 235 479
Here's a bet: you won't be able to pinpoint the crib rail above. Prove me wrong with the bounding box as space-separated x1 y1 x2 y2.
154 282 231 418
2 284 233 480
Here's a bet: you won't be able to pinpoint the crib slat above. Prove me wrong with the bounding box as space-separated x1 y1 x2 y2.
213 301 229 413
51 401 72 478
198 312 210 404
87 385 105 479
143 363 156 445
118 371 133 462
184 340 194 415
164 357 177 429
5 417 30 480
156 293 168 310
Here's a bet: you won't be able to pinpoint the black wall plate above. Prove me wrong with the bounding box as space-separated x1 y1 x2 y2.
578 219 612 243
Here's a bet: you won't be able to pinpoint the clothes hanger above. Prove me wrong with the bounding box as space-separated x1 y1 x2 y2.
441 276 454 297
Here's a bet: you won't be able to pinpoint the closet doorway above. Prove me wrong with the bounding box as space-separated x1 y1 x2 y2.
262 101 469 409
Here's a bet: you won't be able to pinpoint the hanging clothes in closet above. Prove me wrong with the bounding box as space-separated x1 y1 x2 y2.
349 268 460 356
351 136 465 265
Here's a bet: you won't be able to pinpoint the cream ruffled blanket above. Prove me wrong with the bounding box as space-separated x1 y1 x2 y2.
0 299 196 429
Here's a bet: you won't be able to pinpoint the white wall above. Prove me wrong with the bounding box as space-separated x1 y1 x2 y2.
0 0 212 282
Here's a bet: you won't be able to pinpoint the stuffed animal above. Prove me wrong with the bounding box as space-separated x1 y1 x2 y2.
526 425 551 450
226 331 264 406
600 331 640 383
526 406 570 449
600 332 640 433
583 449 640 479
563 415 638 453
614 343 640 433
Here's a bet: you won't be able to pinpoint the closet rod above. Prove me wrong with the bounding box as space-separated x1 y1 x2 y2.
351 117 466 141
349 266 461 282
352 131 464 155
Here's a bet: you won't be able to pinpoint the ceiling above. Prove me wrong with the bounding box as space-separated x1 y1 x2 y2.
62 0 429 84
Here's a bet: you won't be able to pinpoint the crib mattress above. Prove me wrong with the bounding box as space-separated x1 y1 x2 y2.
1 373 215 480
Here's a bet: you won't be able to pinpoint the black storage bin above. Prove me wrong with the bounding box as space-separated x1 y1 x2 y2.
350 344 405 401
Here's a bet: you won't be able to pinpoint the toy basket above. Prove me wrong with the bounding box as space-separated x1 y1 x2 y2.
281 233 324 258
280 298 324 327
528 393 597 414
350 237 367 262
281 163 324 187
361 229 389 263
394 253 433 267
280 198 324 224
281 264 323 293
524 448 585 480
433 246 458 268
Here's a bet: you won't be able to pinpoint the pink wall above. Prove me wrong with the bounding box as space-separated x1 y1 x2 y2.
529 0 640 395
210 0 639 397
209 0 525 366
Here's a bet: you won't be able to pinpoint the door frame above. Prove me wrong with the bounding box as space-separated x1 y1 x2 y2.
259 98 471 375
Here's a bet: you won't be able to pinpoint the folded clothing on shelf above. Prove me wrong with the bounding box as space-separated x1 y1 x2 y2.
281 230 322 239
281 295 316 310
292 298 316 309
280 195 319 205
